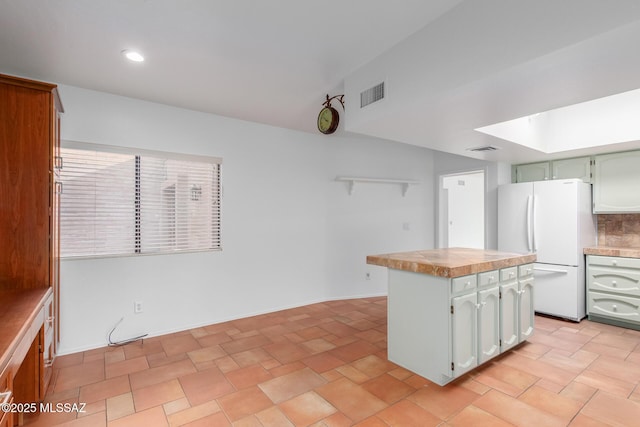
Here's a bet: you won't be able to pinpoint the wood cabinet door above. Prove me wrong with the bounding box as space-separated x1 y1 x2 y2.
478 286 500 363
451 293 478 377
0 82 52 289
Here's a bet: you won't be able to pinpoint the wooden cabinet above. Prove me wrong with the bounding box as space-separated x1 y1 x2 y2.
593 151 640 213
587 255 640 329
387 263 534 386
0 364 12 427
0 73 62 409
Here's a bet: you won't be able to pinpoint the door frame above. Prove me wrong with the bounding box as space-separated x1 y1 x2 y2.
437 168 487 249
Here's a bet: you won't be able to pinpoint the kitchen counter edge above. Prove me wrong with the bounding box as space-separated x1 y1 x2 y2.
367 248 536 278
584 246 640 259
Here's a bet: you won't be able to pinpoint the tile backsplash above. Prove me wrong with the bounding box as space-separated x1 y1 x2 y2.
597 214 640 247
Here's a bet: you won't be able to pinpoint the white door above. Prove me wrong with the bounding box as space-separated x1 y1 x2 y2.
519 280 535 342
500 282 519 352
441 171 485 249
532 180 579 265
533 264 581 320
498 182 533 254
478 287 500 363
451 293 478 377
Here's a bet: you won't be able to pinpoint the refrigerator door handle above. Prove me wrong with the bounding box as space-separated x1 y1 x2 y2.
526 195 533 252
532 194 538 252
533 266 569 274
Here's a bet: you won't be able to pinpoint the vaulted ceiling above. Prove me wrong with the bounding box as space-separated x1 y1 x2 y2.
2 0 640 163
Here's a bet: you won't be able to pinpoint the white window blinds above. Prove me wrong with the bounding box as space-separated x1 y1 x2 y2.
60 142 221 258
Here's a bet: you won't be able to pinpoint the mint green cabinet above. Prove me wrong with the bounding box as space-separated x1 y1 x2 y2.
551 157 591 182
514 162 550 183
513 157 591 183
593 151 640 213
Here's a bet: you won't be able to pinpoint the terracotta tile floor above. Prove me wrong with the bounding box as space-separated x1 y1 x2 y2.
22 297 640 426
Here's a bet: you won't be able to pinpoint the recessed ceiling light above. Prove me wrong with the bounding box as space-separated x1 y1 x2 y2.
121 49 144 62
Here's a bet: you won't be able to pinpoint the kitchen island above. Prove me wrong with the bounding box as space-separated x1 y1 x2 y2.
367 248 536 385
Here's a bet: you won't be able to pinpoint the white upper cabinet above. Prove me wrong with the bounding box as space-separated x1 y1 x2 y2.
593 151 640 213
514 162 550 183
514 157 592 183
551 157 591 183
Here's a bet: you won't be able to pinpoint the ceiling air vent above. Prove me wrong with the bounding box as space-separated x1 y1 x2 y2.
360 82 385 108
467 145 500 152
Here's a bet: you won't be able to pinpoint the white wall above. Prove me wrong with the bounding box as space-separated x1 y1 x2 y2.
58 85 436 354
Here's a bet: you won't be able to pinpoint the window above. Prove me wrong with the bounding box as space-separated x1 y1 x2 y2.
60 142 221 258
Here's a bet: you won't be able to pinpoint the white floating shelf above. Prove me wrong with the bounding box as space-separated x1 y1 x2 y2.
335 176 420 197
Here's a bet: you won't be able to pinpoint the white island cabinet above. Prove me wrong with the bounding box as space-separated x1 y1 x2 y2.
368 248 536 386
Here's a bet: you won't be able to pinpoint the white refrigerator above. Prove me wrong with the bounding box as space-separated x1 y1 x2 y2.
498 179 595 321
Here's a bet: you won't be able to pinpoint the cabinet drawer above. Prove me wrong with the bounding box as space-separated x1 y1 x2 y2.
500 267 517 282
452 275 476 294
519 264 534 278
588 255 640 270
44 293 54 334
588 291 640 323
588 267 640 296
478 270 499 288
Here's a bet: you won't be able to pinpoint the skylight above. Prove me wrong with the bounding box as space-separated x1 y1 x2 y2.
475 88 640 154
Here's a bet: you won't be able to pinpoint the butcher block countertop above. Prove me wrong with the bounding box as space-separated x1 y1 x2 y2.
367 247 536 278
584 246 640 259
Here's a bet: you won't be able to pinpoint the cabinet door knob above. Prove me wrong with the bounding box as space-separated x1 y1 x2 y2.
612 304 618 312
612 280 617 287
613 260 618 266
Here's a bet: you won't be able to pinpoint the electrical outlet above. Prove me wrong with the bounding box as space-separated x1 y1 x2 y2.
134 301 143 314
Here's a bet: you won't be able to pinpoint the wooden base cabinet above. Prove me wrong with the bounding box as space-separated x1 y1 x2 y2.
0 364 12 427
387 263 534 386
